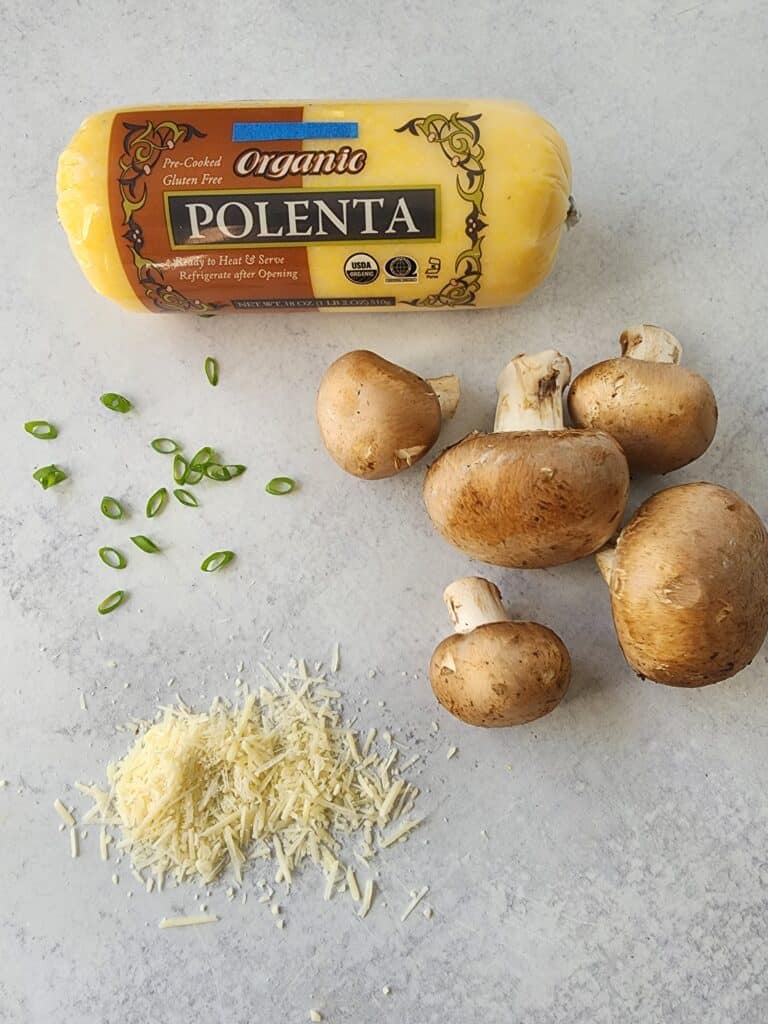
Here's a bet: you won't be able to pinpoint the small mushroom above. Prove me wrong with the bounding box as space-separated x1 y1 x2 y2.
429 577 571 727
597 482 768 687
316 350 460 479
567 324 718 474
423 350 629 567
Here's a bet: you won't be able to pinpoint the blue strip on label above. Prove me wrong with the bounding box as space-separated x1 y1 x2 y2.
232 121 359 142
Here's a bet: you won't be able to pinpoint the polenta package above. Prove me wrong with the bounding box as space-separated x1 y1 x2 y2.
57 101 573 314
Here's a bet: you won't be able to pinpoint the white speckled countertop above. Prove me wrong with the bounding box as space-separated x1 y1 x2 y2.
2 2 767 1022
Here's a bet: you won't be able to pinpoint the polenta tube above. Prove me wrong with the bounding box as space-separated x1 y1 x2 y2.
57 100 574 314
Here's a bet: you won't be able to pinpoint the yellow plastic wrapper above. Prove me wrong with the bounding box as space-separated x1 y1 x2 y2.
57 100 573 314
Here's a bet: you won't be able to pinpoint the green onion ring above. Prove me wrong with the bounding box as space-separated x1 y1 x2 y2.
99 547 127 569
101 496 124 519
173 454 188 484
265 477 296 495
174 488 199 507
33 465 67 489
25 420 58 440
151 438 180 454
100 393 132 413
146 488 168 518
200 550 235 572
183 465 205 485
98 590 127 615
131 535 160 553
205 357 219 386
189 447 215 469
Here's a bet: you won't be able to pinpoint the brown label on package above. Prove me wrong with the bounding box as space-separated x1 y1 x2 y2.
107 107 438 313
108 107 314 312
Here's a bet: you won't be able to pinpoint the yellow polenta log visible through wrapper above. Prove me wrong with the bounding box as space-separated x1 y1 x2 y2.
56 101 573 314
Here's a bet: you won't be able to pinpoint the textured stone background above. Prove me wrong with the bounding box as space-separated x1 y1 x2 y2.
1 1 766 1021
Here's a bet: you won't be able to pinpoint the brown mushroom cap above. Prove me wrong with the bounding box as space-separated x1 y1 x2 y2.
423 429 629 568
605 482 768 686
568 359 718 474
316 350 448 479
429 621 571 727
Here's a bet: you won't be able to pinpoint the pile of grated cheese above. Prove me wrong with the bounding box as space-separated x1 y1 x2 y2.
75 660 422 908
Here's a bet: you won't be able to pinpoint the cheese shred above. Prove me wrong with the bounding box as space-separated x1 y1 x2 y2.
54 799 76 828
158 914 219 929
358 878 375 918
400 885 429 922
75 663 423 911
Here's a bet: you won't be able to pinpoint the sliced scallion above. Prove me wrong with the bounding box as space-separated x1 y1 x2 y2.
189 447 215 469
25 420 58 440
33 465 67 489
101 496 124 520
200 550 235 572
100 393 132 413
98 590 126 615
131 535 160 553
151 438 180 454
265 476 296 495
174 488 199 507
205 357 219 387
183 465 205 485
146 487 168 518
205 462 246 481
99 547 127 569
173 454 188 484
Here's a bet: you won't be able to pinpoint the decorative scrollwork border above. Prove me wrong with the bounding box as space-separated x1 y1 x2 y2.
117 119 221 314
395 112 486 307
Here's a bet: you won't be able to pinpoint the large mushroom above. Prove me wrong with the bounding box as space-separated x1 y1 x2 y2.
597 482 768 686
429 577 571 727
316 350 460 479
423 350 630 567
567 324 718 474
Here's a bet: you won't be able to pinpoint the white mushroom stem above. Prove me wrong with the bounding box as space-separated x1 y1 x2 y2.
620 325 682 364
427 374 461 420
443 577 510 635
493 350 572 433
596 545 616 585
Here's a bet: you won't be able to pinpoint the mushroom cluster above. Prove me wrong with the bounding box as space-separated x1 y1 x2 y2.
316 333 767 722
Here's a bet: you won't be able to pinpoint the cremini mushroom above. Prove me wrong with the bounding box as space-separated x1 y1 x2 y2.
316 350 460 479
597 482 768 687
429 577 571 727
567 324 718 474
423 350 629 567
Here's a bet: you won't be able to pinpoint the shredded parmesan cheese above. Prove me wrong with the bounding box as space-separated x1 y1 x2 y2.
400 885 429 922
358 878 375 918
70 828 79 858
309 1011 322 1022
158 914 218 929
446 746 457 760
74 663 424 911
379 818 423 849
346 866 361 902
54 799 75 828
